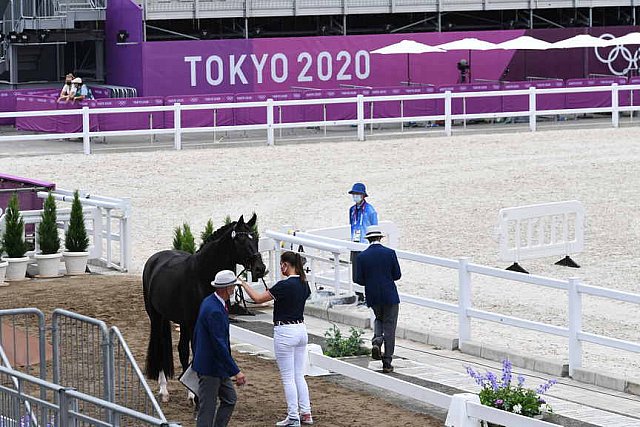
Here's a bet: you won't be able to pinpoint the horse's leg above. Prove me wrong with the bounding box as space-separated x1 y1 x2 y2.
178 324 197 406
158 371 169 403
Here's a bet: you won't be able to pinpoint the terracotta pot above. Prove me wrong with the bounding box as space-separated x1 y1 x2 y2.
35 253 63 278
4 256 30 281
63 251 89 275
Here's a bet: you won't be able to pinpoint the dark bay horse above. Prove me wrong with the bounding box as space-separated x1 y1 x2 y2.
142 214 266 401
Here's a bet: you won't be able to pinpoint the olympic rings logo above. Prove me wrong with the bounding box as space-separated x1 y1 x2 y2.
594 33 640 76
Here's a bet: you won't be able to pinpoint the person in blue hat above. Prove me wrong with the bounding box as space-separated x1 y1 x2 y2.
348 182 378 302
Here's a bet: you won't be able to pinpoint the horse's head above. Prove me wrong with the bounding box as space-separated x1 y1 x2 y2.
232 214 267 279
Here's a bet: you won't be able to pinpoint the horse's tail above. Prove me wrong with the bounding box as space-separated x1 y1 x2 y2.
143 257 175 380
145 309 174 380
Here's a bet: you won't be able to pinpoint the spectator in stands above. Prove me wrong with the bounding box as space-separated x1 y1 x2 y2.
58 73 75 102
192 270 246 427
355 225 402 374
239 251 313 427
348 182 378 303
71 78 94 102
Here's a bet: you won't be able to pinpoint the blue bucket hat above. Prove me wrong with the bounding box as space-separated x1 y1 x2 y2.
348 182 368 197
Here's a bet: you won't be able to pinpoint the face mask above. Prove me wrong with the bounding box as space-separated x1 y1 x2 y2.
352 195 363 204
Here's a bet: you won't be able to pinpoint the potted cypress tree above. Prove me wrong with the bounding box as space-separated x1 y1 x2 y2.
35 192 62 277
63 190 90 275
1 194 29 281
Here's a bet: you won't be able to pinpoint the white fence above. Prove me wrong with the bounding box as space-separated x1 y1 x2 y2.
257 226 640 378
1 84 639 154
0 188 132 271
497 200 585 263
229 325 556 427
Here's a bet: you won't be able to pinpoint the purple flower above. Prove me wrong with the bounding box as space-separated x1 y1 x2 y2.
501 359 512 386
538 398 546 404
495 399 504 407
536 379 557 394
486 371 499 391
466 366 485 387
517 375 526 387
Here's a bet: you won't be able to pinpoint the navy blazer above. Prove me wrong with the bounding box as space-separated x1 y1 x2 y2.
191 294 240 378
355 243 401 307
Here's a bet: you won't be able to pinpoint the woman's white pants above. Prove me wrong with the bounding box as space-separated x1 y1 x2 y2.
274 324 311 420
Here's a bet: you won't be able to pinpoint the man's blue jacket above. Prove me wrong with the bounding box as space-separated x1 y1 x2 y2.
191 294 240 378
355 243 401 307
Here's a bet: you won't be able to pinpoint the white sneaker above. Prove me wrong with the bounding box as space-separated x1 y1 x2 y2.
275 416 300 427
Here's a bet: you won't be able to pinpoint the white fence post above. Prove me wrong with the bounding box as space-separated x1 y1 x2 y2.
458 257 472 343
356 94 365 141
173 103 182 150
266 98 275 146
568 277 582 377
82 106 91 155
528 86 537 132
444 91 452 137
611 83 619 128
332 250 342 295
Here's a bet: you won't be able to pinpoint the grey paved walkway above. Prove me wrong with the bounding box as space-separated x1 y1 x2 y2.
232 306 640 427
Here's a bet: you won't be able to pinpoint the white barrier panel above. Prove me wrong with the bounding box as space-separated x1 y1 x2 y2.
497 201 585 263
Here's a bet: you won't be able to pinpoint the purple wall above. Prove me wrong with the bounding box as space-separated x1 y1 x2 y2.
0 174 55 214
105 0 143 91
140 30 523 96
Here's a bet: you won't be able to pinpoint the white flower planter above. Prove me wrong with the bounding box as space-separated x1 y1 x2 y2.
63 251 89 275
4 256 30 281
35 253 63 278
0 261 8 286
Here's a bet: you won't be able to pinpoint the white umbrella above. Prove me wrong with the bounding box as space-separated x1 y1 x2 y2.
371 40 443 85
371 39 444 55
550 34 611 49
550 34 613 78
436 38 498 83
604 32 640 46
436 38 497 51
496 36 553 50
496 36 553 81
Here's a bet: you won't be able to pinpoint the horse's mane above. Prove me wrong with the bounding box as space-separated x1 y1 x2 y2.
196 221 235 253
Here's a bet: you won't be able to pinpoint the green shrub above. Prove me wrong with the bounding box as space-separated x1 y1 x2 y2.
199 219 214 249
324 325 369 358
181 223 196 254
172 223 196 254
64 190 89 252
172 226 183 251
2 194 27 258
38 192 60 255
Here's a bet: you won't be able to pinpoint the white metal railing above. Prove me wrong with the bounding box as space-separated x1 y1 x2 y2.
261 227 640 377
0 188 134 271
229 325 556 427
35 189 132 271
2 83 640 154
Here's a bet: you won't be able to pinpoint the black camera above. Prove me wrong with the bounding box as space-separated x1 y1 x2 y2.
457 59 470 83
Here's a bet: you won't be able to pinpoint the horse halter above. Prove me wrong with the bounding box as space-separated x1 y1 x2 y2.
231 229 261 267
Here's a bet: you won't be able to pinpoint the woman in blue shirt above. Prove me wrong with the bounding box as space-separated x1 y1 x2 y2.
240 251 312 427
